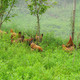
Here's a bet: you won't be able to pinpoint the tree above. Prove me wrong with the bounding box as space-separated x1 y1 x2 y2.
25 0 57 36
0 0 16 29
72 0 76 40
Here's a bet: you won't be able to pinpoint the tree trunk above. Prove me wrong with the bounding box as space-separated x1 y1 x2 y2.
37 13 40 37
34 0 40 36
72 0 76 40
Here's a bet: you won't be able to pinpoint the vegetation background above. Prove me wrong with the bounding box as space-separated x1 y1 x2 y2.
0 0 80 80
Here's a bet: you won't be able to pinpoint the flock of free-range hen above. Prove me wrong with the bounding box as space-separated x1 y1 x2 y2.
0 29 80 52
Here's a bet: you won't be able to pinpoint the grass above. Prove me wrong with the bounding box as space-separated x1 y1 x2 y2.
0 32 80 80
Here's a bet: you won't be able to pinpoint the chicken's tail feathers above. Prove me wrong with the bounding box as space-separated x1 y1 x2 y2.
70 35 72 40
41 34 43 37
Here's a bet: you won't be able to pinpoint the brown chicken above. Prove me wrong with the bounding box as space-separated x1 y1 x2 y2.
10 29 17 39
62 36 75 51
11 35 24 43
24 35 36 42
62 45 74 51
11 30 21 40
35 33 43 42
24 38 33 42
29 40 43 52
